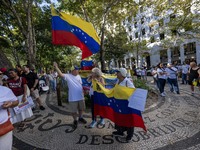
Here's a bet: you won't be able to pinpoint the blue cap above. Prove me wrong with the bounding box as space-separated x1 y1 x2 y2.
71 66 80 70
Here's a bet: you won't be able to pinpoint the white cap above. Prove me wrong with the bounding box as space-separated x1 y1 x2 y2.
116 68 127 77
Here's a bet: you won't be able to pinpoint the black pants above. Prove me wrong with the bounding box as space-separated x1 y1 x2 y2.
158 78 166 93
115 124 134 138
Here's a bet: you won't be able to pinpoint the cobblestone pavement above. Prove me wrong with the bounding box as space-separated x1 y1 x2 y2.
13 78 200 150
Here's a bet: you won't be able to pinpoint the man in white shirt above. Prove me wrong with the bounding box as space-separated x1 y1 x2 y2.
53 62 87 128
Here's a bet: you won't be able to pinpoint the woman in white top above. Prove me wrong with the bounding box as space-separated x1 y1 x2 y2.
112 68 135 142
157 63 167 97
0 86 18 150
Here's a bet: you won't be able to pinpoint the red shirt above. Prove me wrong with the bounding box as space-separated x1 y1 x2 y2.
7 77 27 96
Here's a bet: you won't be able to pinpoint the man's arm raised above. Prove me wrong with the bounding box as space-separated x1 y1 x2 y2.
53 62 65 78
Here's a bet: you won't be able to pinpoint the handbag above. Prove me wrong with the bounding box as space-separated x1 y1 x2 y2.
0 111 14 136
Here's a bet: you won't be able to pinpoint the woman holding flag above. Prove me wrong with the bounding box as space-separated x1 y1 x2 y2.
113 68 135 142
87 68 105 128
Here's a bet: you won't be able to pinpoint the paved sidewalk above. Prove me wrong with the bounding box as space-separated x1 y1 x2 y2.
13 80 200 150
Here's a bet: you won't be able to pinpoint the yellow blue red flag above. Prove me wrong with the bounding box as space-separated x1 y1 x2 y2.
51 6 100 59
92 80 147 131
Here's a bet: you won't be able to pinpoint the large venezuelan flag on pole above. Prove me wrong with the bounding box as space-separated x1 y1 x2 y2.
51 6 100 59
92 80 147 131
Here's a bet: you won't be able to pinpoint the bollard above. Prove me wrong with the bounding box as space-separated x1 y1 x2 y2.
56 79 62 106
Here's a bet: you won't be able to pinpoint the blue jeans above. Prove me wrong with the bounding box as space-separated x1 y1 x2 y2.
182 73 187 84
168 78 179 93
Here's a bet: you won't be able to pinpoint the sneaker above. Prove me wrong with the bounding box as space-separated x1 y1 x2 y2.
88 121 97 128
73 120 78 128
177 91 180 94
98 119 105 125
126 136 132 143
160 93 165 97
112 131 124 137
78 118 87 124
39 106 45 110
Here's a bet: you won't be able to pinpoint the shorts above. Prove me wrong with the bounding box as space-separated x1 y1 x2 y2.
69 100 85 113
31 89 40 99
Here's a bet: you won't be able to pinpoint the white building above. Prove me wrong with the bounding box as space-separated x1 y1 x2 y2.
123 1 200 68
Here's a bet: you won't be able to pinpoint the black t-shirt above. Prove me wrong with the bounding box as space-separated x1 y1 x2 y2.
22 72 39 89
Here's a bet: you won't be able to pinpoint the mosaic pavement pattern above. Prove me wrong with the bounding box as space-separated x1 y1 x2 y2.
13 84 200 150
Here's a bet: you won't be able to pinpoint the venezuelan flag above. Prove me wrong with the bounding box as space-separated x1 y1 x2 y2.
81 59 94 70
51 6 100 59
92 80 147 131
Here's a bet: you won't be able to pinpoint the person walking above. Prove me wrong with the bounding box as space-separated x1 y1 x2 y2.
0 85 18 150
53 62 87 127
87 68 105 128
22 65 45 110
112 68 135 142
166 63 180 94
157 63 167 97
188 62 200 95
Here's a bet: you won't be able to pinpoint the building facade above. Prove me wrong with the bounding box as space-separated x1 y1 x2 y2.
123 1 200 68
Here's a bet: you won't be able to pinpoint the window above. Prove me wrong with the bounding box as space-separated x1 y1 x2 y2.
172 46 180 57
184 42 196 55
134 22 137 28
149 26 152 32
160 33 165 40
159 19 163 26
170 14 176 19
129 35 132 41
142 28 145 36
141 17 144 24
128 26 132 32
171 29 177 36
135 32 138 38
150 36 155 43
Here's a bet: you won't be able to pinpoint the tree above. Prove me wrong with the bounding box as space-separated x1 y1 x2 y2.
59 0 138 71
1 0 43 67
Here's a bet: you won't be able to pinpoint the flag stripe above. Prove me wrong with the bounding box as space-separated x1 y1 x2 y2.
52 16 100 54
94 105 146 130
52 30 92 58
94 92 142 115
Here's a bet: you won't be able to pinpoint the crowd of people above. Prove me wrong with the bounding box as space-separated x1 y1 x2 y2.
1 60 200 149
150 61 200 96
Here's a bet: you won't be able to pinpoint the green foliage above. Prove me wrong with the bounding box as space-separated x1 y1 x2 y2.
133 79 150 90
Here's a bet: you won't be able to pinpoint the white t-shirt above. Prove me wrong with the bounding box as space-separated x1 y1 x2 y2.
63 74 84 102
182 65 189 74
0 86 17 124
152 69 158 78
116 77 135 88
157 68 167 79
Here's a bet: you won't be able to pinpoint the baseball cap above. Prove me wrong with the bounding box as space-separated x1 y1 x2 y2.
71 66 80 71
115 68 127 77
0 68 7 73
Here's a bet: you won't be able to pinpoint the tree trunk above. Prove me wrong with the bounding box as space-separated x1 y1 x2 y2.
26 0 36 68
